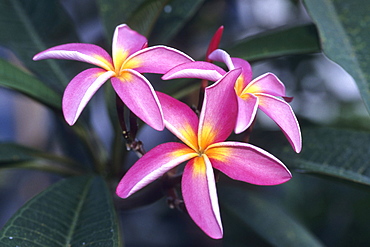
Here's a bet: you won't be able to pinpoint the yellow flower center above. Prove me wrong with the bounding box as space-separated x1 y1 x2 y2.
113 49 142 78
198 123 217 153
238 80 261 99
192 155 207 176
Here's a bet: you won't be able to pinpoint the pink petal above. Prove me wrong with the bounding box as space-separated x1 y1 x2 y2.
198 69 241 149
33 43 113 71
256 93 302 153
63 68 114 125
245 73 286 96
116 142 196 198
208 50 254 92
207 142 292 185
111 70 164 131
231 57 253 84
206 26 224 61
208 49 235 70
182 155 223 239
156 92 199 150
235 93 259 134
162 61 225 82
128 45 194 74
112 24 147 70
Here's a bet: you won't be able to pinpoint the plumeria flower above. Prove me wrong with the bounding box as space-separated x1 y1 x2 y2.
33 24 193 130
162 49 302 152
116 69 292 239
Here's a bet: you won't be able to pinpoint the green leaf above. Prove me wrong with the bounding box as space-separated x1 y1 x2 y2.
220 185 324 247
303 0 370 114
0 143 37 164
97 0 205 44
227 24 321 61
0 0 79 91
0 142 83 175
97 0 167 40
149 0 206 44
126 0 169 38
279 127 370 186
0 59 61 109
0 175 122 246
97 0 147 40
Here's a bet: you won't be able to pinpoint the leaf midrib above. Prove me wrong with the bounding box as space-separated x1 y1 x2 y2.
64 177 93 246
294 159 370 186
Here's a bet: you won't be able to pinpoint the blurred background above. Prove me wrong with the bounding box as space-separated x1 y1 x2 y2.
0 0 369 246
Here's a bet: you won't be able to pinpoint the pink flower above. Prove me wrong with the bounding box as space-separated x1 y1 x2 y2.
116 70 292 239
162 49 302 152
33 24 193 130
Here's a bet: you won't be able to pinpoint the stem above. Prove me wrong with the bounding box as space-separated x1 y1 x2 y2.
115 94 145 158
161 172 187 213
115 93 126 134
129 110 138 140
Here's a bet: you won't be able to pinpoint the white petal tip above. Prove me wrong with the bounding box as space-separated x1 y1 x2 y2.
33 55 41 61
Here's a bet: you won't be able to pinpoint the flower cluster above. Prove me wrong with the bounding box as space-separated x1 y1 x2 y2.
34 24 301 239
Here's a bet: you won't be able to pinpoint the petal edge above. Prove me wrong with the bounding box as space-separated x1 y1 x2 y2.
207 142 292 185
257 94 302 153
63 68 114 125
116 142 196 198
182 155 223 239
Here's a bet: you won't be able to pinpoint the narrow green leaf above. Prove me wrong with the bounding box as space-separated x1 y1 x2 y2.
0 0 80 91
126 0 169 38
0 142 74 166
303 0 370 113
97 0 205 44
227 24 321 61
150 0 206 44
0 142 83 175
0 59 61 109
220 185 324 247
96 0 147 41
97 0 168 41
0 176 122 246
279 127 370 186
0 143 37 164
